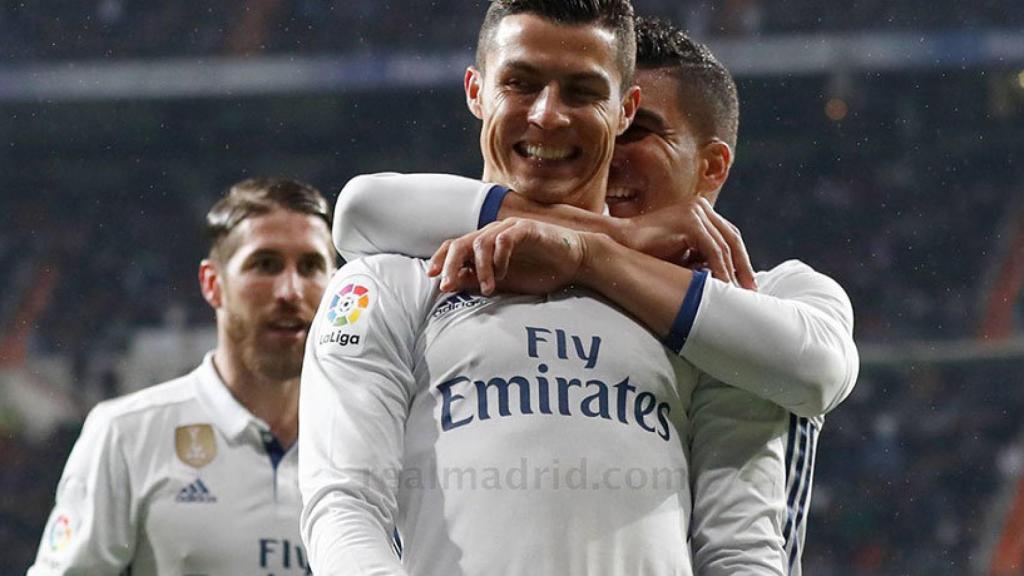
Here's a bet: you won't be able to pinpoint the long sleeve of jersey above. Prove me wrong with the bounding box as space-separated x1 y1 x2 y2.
688 376 789 576
670 261 859 418
299 256 434 575
28 404 136 575
332 173 507 262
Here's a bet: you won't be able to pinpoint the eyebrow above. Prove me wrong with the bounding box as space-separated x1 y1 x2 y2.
502 60 612 87
633 108 670 131
243 247 328 262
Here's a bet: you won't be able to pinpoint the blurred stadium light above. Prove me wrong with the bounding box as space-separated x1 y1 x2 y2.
1 30 1023 101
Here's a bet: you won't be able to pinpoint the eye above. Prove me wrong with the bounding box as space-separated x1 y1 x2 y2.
250 255 283 274
299 256 327 277
618 123 652 144
568 86 605 103
504 76 538 93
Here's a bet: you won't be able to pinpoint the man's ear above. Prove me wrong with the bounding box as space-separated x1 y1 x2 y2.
199 259 222 309
697 139 734 202
617 84 641 135
465 67 485 120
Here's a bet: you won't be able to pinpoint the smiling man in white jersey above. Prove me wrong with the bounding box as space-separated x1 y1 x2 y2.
30 179 335 575
324 17 858 576
297 2 719 575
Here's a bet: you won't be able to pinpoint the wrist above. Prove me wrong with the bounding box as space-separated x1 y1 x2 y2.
576 231 621 289
495 189 525 221
605 216 632 247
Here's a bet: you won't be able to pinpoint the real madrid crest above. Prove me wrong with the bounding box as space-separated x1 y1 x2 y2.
175 424 217 468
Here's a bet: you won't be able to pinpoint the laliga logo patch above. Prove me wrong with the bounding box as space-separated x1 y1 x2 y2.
327 283 371 327
47 513 75 553
319 275 375 355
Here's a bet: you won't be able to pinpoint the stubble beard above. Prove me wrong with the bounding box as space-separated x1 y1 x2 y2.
224 310 304 383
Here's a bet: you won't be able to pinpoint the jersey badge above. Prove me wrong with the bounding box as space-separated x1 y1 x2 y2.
175 477 218 503
327 282 372 327
318 275 376 356
46 512 76 553
175 424 217 468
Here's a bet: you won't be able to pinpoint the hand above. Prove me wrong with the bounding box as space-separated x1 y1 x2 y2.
428 218 585 296
615 197 757 290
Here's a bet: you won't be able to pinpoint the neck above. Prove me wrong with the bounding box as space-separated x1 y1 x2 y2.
577 178 609 213
481 168 607 214
212 346 300 448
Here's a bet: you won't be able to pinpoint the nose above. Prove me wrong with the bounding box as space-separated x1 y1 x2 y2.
274 267 302 305
610 150 625 171
609 149 630 176
528 84 571 130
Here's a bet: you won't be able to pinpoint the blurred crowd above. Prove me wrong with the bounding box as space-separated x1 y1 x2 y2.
2 0 1023 62
723 149 1015 345
0 426 75 574
805 359 1022 573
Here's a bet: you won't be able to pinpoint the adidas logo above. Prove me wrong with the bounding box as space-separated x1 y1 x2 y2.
432 292 482 319
176 478 218 503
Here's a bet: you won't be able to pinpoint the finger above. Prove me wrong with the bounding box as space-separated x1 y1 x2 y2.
493 222 530 281
725 220 757 291
699 198 756 290
440 236 475 292
721 220 756 291
695 202 735 285
473 224 508 296
428 240 452 277
688 212 730 284
677 248 699 268
448 266 480 293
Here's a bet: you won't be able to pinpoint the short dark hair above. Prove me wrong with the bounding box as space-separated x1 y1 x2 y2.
476 0 637 89
635 16 739 150
205 177 332 262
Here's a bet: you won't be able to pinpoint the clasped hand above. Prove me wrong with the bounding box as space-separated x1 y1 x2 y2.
429 197 756 295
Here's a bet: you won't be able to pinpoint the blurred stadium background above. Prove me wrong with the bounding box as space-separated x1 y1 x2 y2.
1 1 1023 574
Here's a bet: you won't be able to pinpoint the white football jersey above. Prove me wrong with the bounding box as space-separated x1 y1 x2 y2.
686 261 840 576
300 255 700 576
29 354 309 576
330 173 859 576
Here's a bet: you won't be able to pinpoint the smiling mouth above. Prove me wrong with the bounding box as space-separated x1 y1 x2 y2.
605 187 639 204
514 142 581 163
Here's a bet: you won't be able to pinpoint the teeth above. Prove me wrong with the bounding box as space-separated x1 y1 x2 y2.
606 188 637 200
523 143 572 161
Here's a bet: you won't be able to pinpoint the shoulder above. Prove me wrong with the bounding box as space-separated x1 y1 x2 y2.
356 253 432 281
757 259 823 283
313 255 439 352
64 371 201 471
757 259 849 299
325 254 437 311
756 259 854 324
85 371 199 436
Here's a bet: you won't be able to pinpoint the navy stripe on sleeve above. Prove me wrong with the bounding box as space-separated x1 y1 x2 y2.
784 414 798 485
783 417 810 541
393 528 404 558
788 423 819 574
477 185 511 229
664 268 709 354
